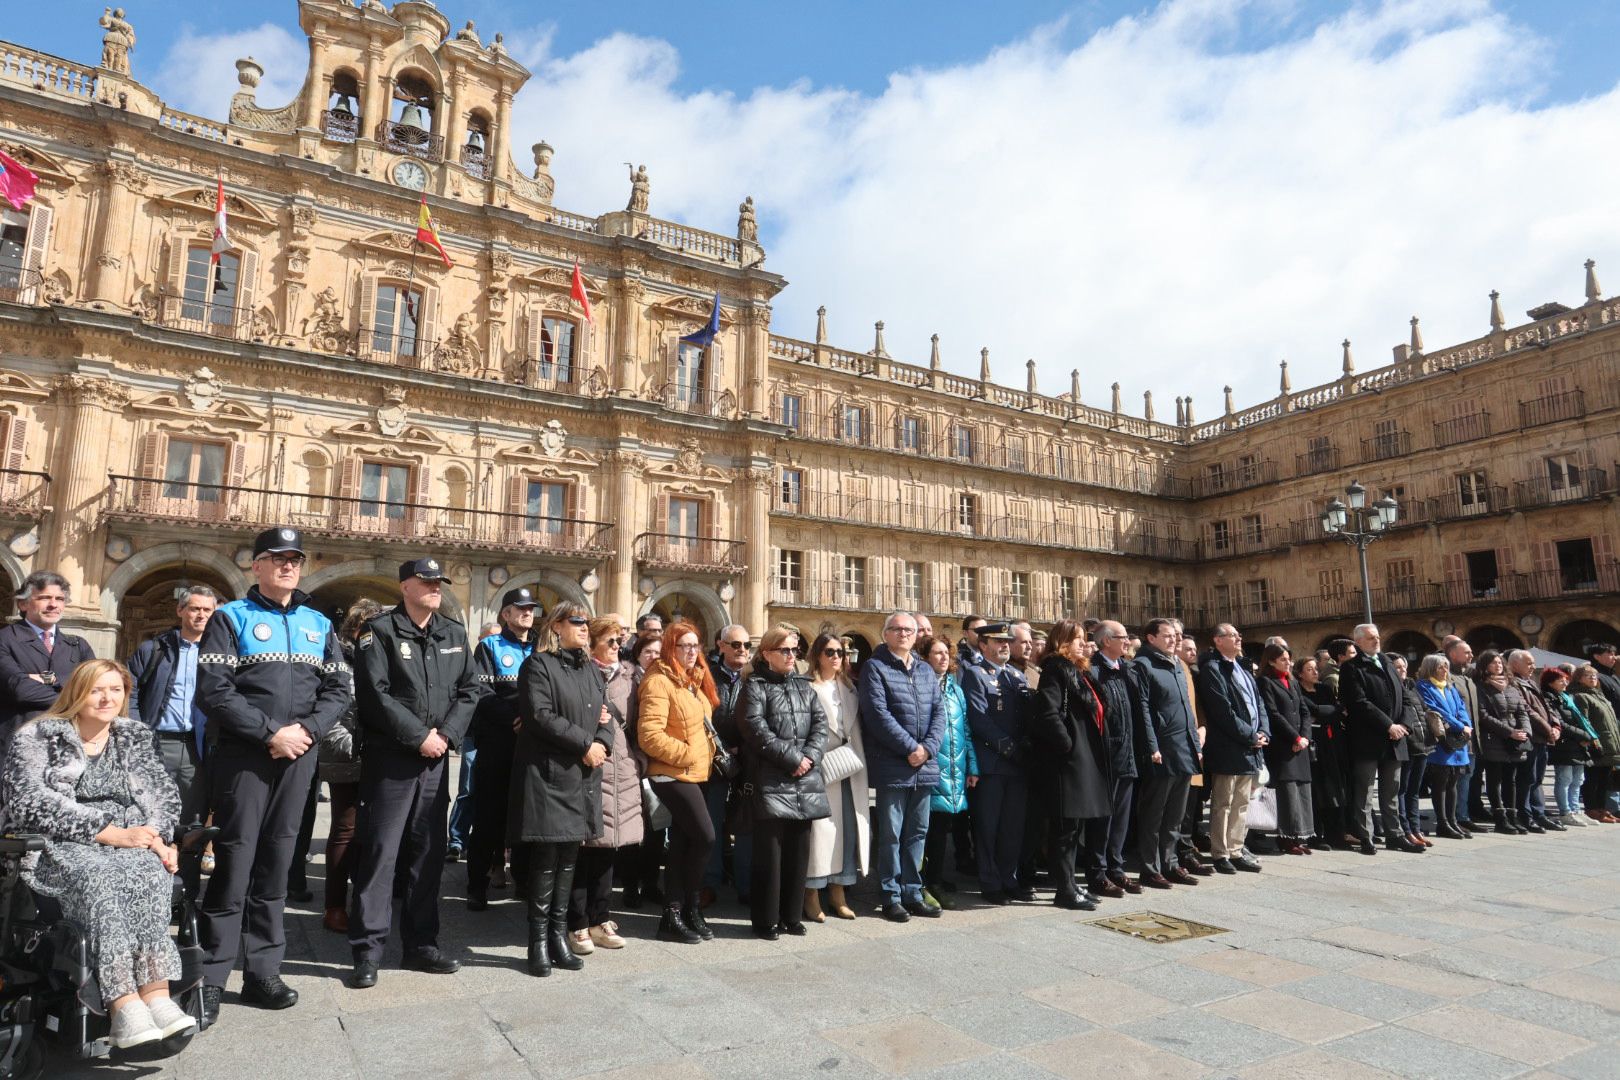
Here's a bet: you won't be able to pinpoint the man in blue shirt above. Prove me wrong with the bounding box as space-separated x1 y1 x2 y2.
129 584 220 827
1196 624 1269 873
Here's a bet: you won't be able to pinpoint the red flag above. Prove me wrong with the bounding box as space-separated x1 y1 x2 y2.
0 150 39 211
570 261 593 324
414 196 453 268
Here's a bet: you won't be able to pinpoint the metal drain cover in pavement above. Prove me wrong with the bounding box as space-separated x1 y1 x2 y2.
1088 911 1228 943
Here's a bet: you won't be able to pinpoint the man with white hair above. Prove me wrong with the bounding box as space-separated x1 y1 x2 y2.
1339 624 1417 854
1508 649 1565 831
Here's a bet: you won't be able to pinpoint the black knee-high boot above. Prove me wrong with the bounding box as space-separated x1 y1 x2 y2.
549 848 584 971
525 843 557 977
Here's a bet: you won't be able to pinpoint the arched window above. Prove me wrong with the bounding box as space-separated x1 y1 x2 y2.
323 70 361 142
384 71 441 161
302 448 330 514
462 110 491 178
444 464 470 528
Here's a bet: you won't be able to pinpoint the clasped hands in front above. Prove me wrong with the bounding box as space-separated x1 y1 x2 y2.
97 824 179 873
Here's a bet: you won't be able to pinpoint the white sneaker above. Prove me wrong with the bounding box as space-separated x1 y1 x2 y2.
109 999 163 1049
147 996 198 1038
1578 813 1600 826
1563 813 1587 826
568 928 595 956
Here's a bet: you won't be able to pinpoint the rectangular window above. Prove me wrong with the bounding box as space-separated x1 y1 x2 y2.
675 344 707 406
1172 585 1186 619
1102 579 1121 614
1465 549 1500 598
373 284 422 357
842 556 867 605
1205 462 1227 493
1236 454 1260 486
1009 500 1030 536
1059 576 1076 613
778 468 803 511
1010 571 1029 611
1053 442 1075 479
183 247 240 326
902 483 924 521
952 424 975 459
0 209 27 293
778 393 802 431
1214 583 1232 615
956 492 978 531
1246 578 1271 613
1546 454 1583 495
1211 519 1231 552
1556 538 1598 591
360 461 411 520
524 480 568 534
776 550 802 594
842 404 869 444
955 567 978 610
898 414 923 452
902 562 924 607
1143 582 1161 613
1386 558 1416 603
667 496 702 539
1456 470 1488 513
163 438 227 502
1319 568 1344 598
1007 437 1027 472
1240 514 1263 546
538 318 576 383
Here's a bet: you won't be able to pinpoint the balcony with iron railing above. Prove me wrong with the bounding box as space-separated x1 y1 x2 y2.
321 108 359 142
651 383 739 420
376 119 445 162
357 328 439 367
1519 388 1586 428
0 266 42 305
460 144 489 179
1198 458 1279 497
102 474 615 559
157 296 250 341
1433 411 1492 448
0 469 49 518
1513 467 1611 510
1361 430 1413 462
633 532 747 573
1425 485 1509 522
1294 446 1342 478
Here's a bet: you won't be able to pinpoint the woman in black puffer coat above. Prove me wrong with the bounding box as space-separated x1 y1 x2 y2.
736 624 829 939
1475 649 1533 834
1029 620 1110 911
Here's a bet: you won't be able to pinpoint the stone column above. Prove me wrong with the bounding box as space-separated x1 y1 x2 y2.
302 32 331 130
47 374 130 651
606 450 643 619
360 41 386 139
615 276 645 396
738 466 771 631
739 305 769 419
492 88 513 183
86 159 145 306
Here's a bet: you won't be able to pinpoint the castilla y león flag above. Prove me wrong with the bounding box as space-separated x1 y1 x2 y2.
570 261 593 324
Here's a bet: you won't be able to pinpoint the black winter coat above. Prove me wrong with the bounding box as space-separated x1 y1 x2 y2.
736 670 830 821
1477 680 1532 763
1339 652 1410 763
1258 670 1313 785
354 609 481 753
1091 657 1137 781
1197 652 1269 776
1131 646 1200 777
513 647 613 844
1401 681 1437 759
1030 656 1112 819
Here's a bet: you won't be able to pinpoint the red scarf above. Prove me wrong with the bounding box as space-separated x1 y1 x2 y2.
1081 673 1105 734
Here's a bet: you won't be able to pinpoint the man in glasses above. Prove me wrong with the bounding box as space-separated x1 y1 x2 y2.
196 527 352 1027
705 624 756 904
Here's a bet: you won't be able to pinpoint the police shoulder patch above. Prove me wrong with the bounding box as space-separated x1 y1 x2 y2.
358 632 375 650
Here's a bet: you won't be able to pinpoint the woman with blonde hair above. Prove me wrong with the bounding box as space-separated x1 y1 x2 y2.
637 619 719 944
0 659 192 1049
804 630 868 921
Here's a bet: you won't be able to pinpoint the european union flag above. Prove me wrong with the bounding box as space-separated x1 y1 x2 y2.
680 293 721 348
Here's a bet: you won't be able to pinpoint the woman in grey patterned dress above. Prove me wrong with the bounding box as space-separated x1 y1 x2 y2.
1 659 193 1049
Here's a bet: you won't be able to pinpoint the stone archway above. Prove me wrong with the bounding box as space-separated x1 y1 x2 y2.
301 557 463 625
115 564 239 657
99 542 247 627
1385 630 1436 666
1463 624 1522 653
1549 618 1620 659
641 580 730 647
0 543 25 620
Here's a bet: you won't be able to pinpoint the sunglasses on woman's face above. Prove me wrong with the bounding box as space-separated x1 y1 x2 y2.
823 648 846 658
772 646 803 657
565 616 589 626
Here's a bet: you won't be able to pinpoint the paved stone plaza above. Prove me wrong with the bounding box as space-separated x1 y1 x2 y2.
59 773 1620 1080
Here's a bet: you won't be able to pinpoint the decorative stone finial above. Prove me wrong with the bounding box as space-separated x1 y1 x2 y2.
1409 316 1424 355
1223 385 1234 416
532 141 554 178
1586 258 1602 303
1070 369 1080 403
930 333 941 370
1143 390 1154 421
979 347 991 384
1341 338 1355 376
235 56 263 90
1026 358 1037 396
1185 396 1195 425
871 320 889 358
815 306 827 344
1175 396 1185 426
1279 359 1291 395
626 164 649 214
737 196 758 244
1489 289 1505 330
98 7 136 74
1110 382 1121 414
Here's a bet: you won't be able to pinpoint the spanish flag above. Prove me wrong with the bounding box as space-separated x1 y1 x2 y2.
414 195 453 268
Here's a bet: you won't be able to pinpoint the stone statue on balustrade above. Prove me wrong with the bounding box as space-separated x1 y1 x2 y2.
737 196 758 243
455 21 482 46
99 8 136 74
627 164 650 213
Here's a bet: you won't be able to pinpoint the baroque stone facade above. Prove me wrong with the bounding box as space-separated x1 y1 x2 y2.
0 3 1616 662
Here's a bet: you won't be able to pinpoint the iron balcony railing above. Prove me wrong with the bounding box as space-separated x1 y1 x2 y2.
633 532 747 573
103 474 615 558
376 119 444 162
1513 467 1610 510
0 266 43 305
459 144 489 179
321 108 359 142
1433 411 1491 448
1361 430 1413 462
157 296 249 340
1518 389 1585 428
1294 445 1341 477
0 468 50 516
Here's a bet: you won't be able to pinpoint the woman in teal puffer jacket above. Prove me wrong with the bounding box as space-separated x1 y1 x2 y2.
919 635 977 905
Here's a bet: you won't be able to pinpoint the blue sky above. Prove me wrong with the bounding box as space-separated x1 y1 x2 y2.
12 2 1620 410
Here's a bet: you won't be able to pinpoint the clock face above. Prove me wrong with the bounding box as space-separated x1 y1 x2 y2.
393 159 429 191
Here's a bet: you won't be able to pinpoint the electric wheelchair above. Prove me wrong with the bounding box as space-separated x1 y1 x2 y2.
0 824 217 1078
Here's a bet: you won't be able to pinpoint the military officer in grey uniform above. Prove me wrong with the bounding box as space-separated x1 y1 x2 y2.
347 558 482 989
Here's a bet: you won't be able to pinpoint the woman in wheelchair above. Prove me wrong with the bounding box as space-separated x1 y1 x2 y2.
0 659 195 1050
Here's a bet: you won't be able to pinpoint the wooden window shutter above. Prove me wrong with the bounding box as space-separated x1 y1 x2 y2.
654 491 671 556
356 277 378 355
236 249 259 334
18 202 52 304
564 480 586 550
163 239 190 322
503 472 528 544
136 430 169 510
335 454 362 527
1593 532 1615 567
1530 541 1555 572
0 414 28 502
410 460 433 534
225 440 247 518
526 306 544 382
1442 552 1466 582
418 286 439 353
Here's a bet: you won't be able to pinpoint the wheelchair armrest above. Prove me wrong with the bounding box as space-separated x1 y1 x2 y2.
0 833 47 855
178 826 220 852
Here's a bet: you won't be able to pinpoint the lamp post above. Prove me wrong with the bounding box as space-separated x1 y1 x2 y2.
1320 479 1398 626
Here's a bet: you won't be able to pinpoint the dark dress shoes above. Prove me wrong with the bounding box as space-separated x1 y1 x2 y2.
1110 872 1143 895
753 925 781 940
466 889 489 912
1055 893 1097 911
1233 856 1262 873
1139 872 1172 889
286 886 315 905
1358 840 1378 855
241 974 298 1010
350 959 379 989
1386 836 1425 853
403 947 461 975
1212 857 1237 874
979 891 1010 906
201 985 223 1029
1168 867 1199 886
1008 887 1038 902
780 922 809 936
904 899 943 918
1183 860 1214 877
1091 878 1125 899
882 902 911 923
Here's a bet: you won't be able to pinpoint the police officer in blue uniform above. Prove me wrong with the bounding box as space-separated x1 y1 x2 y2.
961 623 1034 903
346 558 482 989
465 587 539 910
196 527 351 1026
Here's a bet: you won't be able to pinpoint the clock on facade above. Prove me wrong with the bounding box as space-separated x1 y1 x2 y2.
392 159 429 191
1517 612 1545 636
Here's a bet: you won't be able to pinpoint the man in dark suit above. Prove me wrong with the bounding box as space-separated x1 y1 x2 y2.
1197 624 1269 873
1131 618 1203 888
0 570 96 747
1339 623 1417 854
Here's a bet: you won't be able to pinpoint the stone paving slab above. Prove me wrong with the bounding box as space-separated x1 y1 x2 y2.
45 768 1620 1078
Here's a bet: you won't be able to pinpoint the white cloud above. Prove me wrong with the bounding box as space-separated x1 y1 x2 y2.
158 2 1620 413
153 23 308 124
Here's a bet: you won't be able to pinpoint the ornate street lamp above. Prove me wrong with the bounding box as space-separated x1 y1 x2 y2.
1321 479 1398 625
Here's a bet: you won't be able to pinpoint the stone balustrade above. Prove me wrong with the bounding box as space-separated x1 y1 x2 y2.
0 43 96 101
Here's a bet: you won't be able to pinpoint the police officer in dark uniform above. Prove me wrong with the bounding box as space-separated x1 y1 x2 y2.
347 558 482 989
961 623 1034 904
465 587 540 910
196 527 351 1027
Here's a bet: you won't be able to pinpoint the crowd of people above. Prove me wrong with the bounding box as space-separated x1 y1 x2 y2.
2 526 1619 1051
